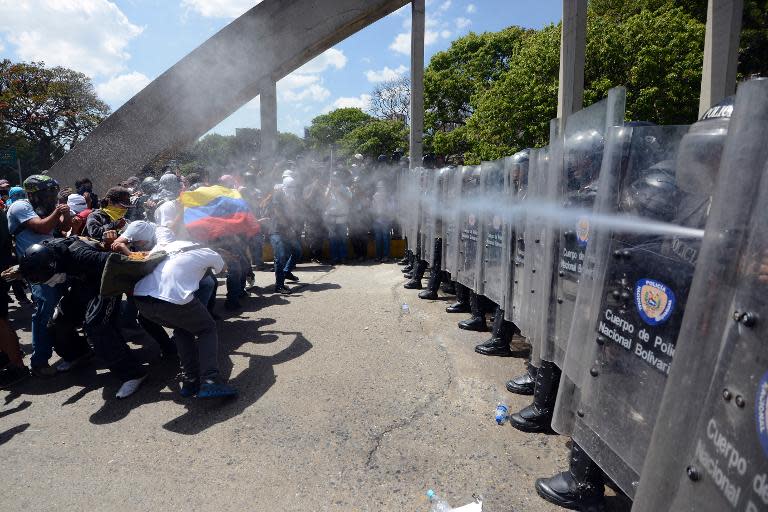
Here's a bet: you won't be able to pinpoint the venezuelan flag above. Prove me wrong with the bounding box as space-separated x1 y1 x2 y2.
180 185 260 241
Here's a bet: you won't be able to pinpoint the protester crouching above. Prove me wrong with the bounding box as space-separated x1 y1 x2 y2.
128 222 238 399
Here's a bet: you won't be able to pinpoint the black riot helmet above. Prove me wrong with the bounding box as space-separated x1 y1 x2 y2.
422 153 436 169
675 95 733 197
242 171 256 185
19 243 58 284
565 129 604 187
140 176 158 194
508 149 530 185
620 161 679 221
23 174 60 217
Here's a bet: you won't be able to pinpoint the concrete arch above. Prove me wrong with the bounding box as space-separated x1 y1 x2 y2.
50 0 410 188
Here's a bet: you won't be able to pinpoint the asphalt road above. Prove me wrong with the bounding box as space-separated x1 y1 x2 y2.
0 263 630 511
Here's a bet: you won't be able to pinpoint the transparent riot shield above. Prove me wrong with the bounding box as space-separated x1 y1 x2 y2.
455 165 482 291
523 147 549 364
552 123 695 498
442 166 461 278
420 168 439 266
478 159 509 304
634 78 768 512
505 150 531 328
404 167 422 257
539 87 626 367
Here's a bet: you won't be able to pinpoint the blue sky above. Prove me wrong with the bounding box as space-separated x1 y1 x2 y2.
0 0 561 137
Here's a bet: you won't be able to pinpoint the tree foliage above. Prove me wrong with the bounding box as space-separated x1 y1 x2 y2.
339 119 408 159
305 108 373 150
369 77 410 122
463 4 706 162
0 59 110 172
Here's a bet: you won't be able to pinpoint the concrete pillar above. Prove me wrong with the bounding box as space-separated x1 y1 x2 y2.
557 0 587 124
260 79 278 163
409 0 425 168
698 0 743 117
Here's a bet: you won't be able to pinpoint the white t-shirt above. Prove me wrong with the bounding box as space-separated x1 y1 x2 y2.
154 199 189 240
134 240 224 305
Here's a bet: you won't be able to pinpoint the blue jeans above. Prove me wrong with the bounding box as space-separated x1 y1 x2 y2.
286 236 302 271
250 234 264 267
270 233 289 287
373 221 391 259
329 223 347 263
30 282 64 367
196 274 217 306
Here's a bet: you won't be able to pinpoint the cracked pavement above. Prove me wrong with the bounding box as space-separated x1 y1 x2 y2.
0 263 630 511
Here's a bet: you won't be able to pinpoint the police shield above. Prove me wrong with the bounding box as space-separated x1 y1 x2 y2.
420 168 440 266
505 150 531 331
519 146 549 362
442 165 461 278
455 165 482 291
403 167 422 257
633 79 768 512
539 87 627 367
478 159 510 304
552 123 699 497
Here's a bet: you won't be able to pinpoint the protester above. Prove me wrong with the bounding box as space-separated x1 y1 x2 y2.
132 229 237 399
7 175 72 376
85 186 131 242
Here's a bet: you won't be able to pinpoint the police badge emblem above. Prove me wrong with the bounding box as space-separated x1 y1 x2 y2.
635 278 676 325
576 216 590 247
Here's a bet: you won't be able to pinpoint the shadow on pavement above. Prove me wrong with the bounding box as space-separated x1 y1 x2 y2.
0 399 31 419
83 318 313 435
0 423 29 446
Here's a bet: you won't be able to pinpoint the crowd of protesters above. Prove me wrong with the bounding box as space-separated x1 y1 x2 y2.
0 151 407 399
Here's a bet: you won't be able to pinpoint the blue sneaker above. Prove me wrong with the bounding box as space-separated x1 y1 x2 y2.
180 378 200 398
197 380 238 399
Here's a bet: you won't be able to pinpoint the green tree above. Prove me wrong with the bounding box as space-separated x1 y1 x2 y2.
423 27 529 156
465 24 561 161
466 5 705 162
0 59 110 172
277 132 307 160
339 119 408 159
306 108 373 150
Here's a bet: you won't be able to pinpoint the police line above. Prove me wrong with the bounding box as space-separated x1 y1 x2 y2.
396 77 768 511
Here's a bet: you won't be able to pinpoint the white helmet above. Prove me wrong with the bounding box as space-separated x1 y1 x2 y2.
282 176 296 189
282 169 294 179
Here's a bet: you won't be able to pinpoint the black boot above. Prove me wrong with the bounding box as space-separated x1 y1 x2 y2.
509 360 561 432
506 361 538 395
419 239 442 300
397 250 410 265
404 259 428 289
446 283 470 313
535 442 606 511
457 292 488 331
441 278 456 295
475 307 515 356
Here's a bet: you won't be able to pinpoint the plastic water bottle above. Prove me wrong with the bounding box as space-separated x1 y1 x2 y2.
495 402 509 425
402 303 410 313
426 490 451 512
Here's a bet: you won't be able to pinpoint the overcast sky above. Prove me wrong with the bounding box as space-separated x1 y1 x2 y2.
0 0 561 136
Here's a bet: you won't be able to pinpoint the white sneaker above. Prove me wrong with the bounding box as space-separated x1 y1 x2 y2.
116 375 147 399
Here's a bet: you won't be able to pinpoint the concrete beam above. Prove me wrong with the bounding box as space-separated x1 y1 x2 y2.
557 0 587 124
260 79 278 164
49 0 410 190
409 0 425 168
698 0 743 117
